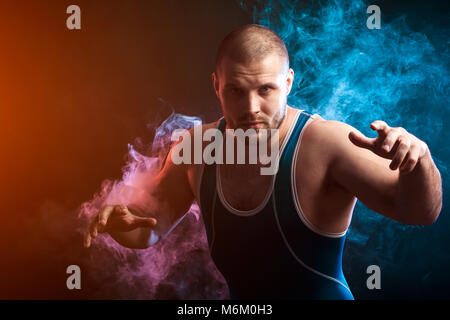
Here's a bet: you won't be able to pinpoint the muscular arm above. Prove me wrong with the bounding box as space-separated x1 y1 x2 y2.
396 147 442 224
85 121 221 250
113 140 196 249
309 119 442 225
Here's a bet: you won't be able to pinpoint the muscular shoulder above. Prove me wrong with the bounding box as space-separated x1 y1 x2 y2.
301 116 391 193
299 116 367 190
169 119 221 163
173 119 221 201
302 116 362 161
185 119 220 135
153 119 222 213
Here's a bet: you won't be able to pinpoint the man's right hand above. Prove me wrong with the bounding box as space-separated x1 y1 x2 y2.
84 205 157 248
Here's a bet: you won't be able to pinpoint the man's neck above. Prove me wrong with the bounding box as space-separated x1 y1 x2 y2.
276 105 295 147
219 105 296 169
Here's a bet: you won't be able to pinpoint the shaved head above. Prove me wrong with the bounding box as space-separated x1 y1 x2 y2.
215 24 289 75
212 24 295 133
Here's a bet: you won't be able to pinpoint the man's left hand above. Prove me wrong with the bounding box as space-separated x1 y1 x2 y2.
348 120 428 175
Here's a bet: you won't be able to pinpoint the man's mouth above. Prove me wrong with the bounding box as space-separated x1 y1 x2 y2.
240 121 265 129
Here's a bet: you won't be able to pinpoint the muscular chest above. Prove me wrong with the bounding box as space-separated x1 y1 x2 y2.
218 164 273 211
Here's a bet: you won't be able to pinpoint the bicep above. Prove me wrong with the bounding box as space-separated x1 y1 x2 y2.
151 145 195 224
325 121 401 222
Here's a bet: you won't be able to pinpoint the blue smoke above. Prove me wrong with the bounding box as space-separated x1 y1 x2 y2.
238 0 449 298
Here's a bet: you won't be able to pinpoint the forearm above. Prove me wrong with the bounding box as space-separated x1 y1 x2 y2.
396 147 443 225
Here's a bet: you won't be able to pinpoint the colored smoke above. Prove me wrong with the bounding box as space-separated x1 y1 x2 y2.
238 0 449 298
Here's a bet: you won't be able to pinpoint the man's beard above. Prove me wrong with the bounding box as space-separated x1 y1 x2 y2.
231 104 287 148
235 104 287 131
270 103 287 130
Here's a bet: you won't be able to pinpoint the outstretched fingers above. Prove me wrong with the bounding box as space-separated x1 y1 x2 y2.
84 206 114 248
84 215 96 248
98 205 114 228
84 230 91 248
131 215 158 228
348 131 377 150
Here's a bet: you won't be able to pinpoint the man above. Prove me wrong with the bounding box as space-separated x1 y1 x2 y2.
84 24 442 299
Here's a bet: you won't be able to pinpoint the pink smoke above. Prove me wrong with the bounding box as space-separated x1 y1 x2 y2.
76 112 228 299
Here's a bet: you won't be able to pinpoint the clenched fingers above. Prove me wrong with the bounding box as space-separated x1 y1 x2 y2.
399 144 421 174
389 136 411 170
380 128 403 153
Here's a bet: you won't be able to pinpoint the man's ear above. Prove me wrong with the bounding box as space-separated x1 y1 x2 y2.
286 68 294 96
212 71 220 99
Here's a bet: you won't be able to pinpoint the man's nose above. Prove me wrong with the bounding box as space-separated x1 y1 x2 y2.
243 92 261 114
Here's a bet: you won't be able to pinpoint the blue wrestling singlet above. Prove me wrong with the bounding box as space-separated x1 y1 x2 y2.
199 109 354 300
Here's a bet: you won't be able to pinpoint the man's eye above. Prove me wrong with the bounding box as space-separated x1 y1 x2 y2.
260 86 271 93
230 88 241 94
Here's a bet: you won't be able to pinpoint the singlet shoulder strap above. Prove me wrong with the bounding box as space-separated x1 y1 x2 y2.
218 117 226 132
